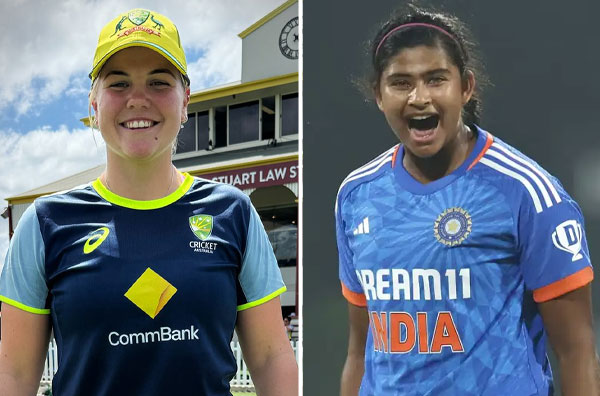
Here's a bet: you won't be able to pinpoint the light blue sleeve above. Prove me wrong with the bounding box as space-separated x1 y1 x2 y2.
237 205 286 311
0 203 50 314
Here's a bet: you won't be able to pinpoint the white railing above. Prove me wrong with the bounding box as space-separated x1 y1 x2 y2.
41 339 298 389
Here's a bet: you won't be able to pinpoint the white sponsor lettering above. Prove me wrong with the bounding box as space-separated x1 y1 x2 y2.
356 268 471 301
188 241 218 254
109 325 199 346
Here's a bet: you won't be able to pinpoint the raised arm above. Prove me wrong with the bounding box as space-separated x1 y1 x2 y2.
340 303 369 396
0 304 52 396
539 284 600 396
236 297 298 396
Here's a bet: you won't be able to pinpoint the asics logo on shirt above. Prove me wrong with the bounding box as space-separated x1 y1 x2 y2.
83 227 110 254
552 220 583 261
353 217 370 235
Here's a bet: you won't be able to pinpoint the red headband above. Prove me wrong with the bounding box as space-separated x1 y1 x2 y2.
375 23 457 57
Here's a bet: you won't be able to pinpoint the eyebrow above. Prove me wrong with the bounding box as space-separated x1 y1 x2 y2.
386 68 451 79
104 68 176 78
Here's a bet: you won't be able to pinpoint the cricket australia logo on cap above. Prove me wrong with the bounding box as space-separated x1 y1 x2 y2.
113 9 162 39
128 9 150 25
189 215 218 254
434 207 472 247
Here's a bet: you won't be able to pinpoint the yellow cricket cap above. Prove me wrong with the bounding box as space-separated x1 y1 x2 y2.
90 9 189 84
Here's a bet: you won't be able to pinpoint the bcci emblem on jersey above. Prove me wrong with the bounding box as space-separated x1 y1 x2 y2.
189 215 213 240
552 219 583 261
434 207 472 247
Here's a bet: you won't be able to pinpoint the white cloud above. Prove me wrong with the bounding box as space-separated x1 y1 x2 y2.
0 127 106 268
0 0 284 115
0 0 286 268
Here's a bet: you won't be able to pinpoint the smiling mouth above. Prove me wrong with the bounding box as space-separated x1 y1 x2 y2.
408 115 439 131
120 120 158 130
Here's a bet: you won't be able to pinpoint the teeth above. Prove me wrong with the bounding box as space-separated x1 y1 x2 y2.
125 120 153 129
411 115 433 120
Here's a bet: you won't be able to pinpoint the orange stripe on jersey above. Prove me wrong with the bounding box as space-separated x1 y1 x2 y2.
391 145 401 168
341 282 367 307
467 132 494 170
533 267 594 303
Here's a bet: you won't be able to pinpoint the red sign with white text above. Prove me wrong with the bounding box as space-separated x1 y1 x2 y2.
198 160 298 190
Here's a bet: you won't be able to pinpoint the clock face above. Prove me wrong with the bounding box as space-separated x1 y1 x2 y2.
279 17 299 60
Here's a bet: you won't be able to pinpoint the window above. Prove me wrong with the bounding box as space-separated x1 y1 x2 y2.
215 106 227 148
197 111 209 150
262 96 276 141
176 113 196 154
282 93 298 136
229 100 259 145
174 91 298 156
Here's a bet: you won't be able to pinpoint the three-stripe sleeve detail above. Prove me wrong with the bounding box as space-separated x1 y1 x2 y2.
479 143 561 213
335 147 396 212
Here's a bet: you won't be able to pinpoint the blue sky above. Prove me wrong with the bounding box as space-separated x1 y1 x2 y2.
0 0 286 269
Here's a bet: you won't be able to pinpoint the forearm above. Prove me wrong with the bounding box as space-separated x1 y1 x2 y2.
557 350 600 396
251 348 298 396
0 371 40 396
340 355 364 396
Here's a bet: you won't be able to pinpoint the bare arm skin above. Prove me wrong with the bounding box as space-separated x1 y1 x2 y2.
539 284 600 396
0 304 52 396
236 297 298 396
340 303 369 396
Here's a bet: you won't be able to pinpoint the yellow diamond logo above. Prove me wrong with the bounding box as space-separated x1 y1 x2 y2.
124 268 177 319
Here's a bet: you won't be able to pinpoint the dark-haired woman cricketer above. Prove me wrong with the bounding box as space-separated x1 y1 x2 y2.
336 5 600 396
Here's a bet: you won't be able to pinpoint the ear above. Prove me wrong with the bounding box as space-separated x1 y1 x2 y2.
181 87 191 123
375 85 384 112
462 70 476 105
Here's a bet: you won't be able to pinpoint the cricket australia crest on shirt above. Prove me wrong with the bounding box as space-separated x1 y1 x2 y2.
188 215 218 254
189 215 213 240
434 207 472 247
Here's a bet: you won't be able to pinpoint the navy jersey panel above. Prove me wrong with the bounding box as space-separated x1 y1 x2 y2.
0 175 285 396
336 127 592 396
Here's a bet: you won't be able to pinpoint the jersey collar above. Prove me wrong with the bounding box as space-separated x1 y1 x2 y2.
92 172 194 210
393 125 493 195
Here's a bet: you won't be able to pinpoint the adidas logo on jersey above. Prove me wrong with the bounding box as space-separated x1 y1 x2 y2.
353 217 370 235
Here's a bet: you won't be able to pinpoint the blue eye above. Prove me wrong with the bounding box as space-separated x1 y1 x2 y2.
150 80 171 87
109 81 128 88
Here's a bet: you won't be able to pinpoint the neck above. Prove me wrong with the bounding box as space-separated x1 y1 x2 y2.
403 124 475 184
101 153 182 200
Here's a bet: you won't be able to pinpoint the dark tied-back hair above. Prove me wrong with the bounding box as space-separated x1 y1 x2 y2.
363 2 489 126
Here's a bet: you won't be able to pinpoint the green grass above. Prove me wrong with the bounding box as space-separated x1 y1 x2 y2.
232 392 256 396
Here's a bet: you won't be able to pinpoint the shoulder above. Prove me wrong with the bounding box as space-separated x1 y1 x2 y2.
33 183 98 217
189 176 251 205
336 145 398 210
473 134 566 214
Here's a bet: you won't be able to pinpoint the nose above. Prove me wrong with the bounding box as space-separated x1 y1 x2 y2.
407 82 431 108
126 86 151 109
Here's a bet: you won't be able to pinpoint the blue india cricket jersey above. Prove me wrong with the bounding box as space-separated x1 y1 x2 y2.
0 173 285 396
336 127 593 396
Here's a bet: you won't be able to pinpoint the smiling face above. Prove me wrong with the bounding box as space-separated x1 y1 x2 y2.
376 44 474 160
92 46 190 163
